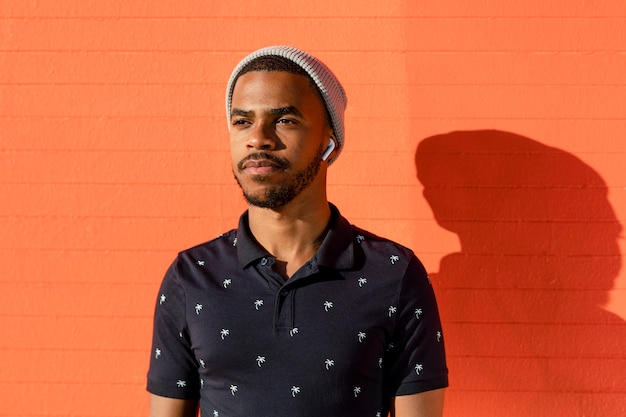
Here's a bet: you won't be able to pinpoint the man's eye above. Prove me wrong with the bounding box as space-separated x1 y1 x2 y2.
277 118 295 124
232 119 248 125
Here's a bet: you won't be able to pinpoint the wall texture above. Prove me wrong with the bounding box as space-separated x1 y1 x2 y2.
1 1 624 416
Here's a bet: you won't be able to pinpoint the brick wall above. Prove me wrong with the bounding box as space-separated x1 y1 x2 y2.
1 1 624 416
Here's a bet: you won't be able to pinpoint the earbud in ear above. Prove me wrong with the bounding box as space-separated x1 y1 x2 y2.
321 138 336 161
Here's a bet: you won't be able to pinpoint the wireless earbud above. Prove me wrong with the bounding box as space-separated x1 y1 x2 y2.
321 138 336 162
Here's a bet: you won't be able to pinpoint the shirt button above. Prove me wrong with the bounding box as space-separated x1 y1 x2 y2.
280 289 289 297
261 258 268 266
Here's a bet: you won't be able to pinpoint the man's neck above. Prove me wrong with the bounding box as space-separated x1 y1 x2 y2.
248 199 331 279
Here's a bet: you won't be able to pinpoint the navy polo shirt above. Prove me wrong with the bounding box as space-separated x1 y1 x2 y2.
147 205 448 417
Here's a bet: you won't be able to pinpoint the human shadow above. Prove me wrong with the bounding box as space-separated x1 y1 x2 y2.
415 130 625 416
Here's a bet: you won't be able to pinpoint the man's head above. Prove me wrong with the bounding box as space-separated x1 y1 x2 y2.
226 46 347 209
226 46 347 165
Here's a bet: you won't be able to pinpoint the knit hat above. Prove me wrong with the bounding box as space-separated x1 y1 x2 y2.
225 45 347 164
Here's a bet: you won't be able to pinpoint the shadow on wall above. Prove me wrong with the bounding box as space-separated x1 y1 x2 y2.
415 130 626 416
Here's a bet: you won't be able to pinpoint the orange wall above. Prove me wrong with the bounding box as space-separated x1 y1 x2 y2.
1 1 624 416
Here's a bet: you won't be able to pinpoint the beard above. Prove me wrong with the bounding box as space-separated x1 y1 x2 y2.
234 145 324 209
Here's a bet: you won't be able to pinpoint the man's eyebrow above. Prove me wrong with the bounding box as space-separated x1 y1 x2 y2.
230 106 304 119
230 108 252 118
269 106 303 118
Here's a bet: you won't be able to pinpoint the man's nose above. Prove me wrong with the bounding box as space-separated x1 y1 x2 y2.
246 122 276 150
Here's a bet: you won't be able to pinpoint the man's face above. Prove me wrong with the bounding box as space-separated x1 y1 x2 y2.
229 71 332 209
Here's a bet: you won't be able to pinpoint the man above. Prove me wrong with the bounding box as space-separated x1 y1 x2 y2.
147 45 448 417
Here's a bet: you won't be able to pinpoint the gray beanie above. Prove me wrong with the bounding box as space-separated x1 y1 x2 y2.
225 45 347 164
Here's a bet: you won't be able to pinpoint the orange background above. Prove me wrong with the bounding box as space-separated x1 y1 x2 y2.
1 1 625 416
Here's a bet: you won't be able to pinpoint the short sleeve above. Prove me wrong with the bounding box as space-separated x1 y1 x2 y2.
147 258 200 399
385 255 448 396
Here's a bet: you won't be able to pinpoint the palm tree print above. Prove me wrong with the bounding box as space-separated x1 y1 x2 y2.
159 294 166 305
220 329 229 340
291 386 301 397
196 260 205 266
177 380 186 388
356 234 365 243
436 331 442 342
358 331 366 342
195 304 203 314
223 278 232 289
353 386 361 397
155 348 161 359
213 411 219 417
325 359 335 370
415 364 423 375
378 357 383 368
415 308 423 319
358 277 367 287
232 237 237 246
199 358 205 368
390 255 400 264
254 300 264 310
229 385 237 395
290 327 299 337
256 356 266 367
324 301 333 312
388 306 397 317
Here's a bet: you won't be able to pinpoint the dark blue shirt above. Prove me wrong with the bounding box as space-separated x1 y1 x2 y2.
147 205 448 416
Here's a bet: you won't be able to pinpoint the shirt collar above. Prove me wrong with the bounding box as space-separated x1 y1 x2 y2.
236 203 357 271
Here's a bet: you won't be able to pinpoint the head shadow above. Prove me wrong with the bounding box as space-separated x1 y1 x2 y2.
415 129 624 408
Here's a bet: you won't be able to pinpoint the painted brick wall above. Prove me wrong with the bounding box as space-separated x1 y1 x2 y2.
1 1 624 416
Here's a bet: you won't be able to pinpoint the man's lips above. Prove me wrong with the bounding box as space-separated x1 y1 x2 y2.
241 160 282 175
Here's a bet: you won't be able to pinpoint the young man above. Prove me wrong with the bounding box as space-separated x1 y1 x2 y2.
147 46 448 417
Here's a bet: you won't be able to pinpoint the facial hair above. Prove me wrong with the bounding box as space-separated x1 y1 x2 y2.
234 145 324 209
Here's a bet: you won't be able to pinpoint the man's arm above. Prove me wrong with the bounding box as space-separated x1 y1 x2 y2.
149 394 198 417
391 388 445 417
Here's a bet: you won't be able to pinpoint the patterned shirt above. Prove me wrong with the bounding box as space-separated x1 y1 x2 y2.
147 205 448 416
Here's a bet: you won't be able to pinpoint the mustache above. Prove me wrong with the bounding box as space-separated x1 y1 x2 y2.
237 152 290 171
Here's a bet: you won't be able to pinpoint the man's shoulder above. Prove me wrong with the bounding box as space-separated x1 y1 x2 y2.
177 228 239 260
350 225 414 254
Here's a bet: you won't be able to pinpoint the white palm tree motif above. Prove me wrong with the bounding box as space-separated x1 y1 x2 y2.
378 357 383 368
254 300 264 310
290 327 299 337
200 378 204 388
230 384 237 395
358 277 367 287
353 386 361 397
376 413 382 417
415 363 423 375
388 306 397 317
196 260 205 266
199 358 205 368
155 348 161 359
436 331 442 342
325 359 335 370
415 308 423 319
220 329 230 340
232 237 237 246
356 234 365 243
179 332 183 338
195 304 203 314
323 301 333 312
213 411 219 417
223 278 232 289
159 294 166 305
256 356 266 367
291 386 300 397
387 342 395 351
358 331 366 342
177 380 186 388
390 255 400 264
